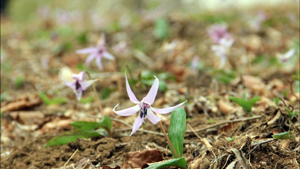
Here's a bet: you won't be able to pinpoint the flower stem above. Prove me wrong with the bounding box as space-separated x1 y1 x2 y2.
113 60 123 92
92 82 103 116
158 121 179 158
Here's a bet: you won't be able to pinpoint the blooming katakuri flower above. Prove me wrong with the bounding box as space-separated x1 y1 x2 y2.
113 73 186 136
76 33 115 70
207 23 231 44
60 67 97 101
211 37 234 68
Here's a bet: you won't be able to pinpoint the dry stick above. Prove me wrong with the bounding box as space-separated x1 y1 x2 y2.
113 60 123 92
289 79 299 102
186 116 262 133
64 149 78 169
158 121 179 158
187 124 216 158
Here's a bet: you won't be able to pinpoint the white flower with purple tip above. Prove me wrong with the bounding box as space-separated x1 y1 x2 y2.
76 33 115 70
113 73 186 136
60 67 97 101
207 23 231 44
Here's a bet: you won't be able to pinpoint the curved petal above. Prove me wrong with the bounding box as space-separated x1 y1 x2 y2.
142 76 159 105
151 100 187 114
85 54 96 65
72 72 85 81
284 49 295 60
76 47 98 54
65 81 75 90
113 104 140 116
125 73 139 104
80 79 97 91
147 109 161 125
74 89 82 101
103 52 115 60
130 116 144 136
96 56 103 70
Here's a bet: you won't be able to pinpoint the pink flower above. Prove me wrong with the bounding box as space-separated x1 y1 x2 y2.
211 38 234 68
113 73 186 136
76 33 115 70
60 67 97 101
207 24 231 44
277 49 295 63
191 56 199 71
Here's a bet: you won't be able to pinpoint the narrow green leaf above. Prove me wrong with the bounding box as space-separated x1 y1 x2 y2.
168 108 186 158
99 115 112 130
145 157 186 169
79 97 95 104
229 97 250 112
45 131 88 147
154 17 170 40
273 98 280 106
38 93 67 106
272 131 294 140
226 137 235 142
248 96 261 107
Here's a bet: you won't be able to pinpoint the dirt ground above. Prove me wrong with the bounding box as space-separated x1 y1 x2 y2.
1 1 300 169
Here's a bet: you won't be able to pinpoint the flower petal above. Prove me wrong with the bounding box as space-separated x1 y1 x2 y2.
151 100 187 114
72 72 85 81
125 73 139 104
74 89 82 101
142 76 159 105
130 116 144 136
76 47 98 54
96 56 103 70
85 54 96 65
80 79 97 91
147 109 161 125
60 67 74 82
103 52 115 60
113 104 140 116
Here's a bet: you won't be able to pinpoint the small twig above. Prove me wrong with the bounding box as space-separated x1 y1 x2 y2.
92 82 103 116
188 124 216 159
289 79 299 102
158 121 179 158
113 60 123 92
186 116 262 133
64 149 78 169
85 71 103 116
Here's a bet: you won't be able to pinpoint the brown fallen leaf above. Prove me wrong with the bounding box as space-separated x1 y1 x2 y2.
1 93 42 113
242 75 265 94
126 149 164 168
218 100 234 115
9 111 45 125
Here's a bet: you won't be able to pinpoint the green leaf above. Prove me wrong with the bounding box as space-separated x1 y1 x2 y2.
229 96 260 113
79 97 95 104
154 17 170 40
15 76 24 89
248 96 261 107
70 115 111 131
45 131 88 147
226 137 235 142
38 93 67 106
229 97 250 112
272 131 294 140
273 98 280 106
168 108 186 158
76 32 88 45
0 92 8 102
145 157 186 169
101 88 113 99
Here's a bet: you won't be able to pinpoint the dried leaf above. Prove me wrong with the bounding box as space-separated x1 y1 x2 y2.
126 149 164 168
